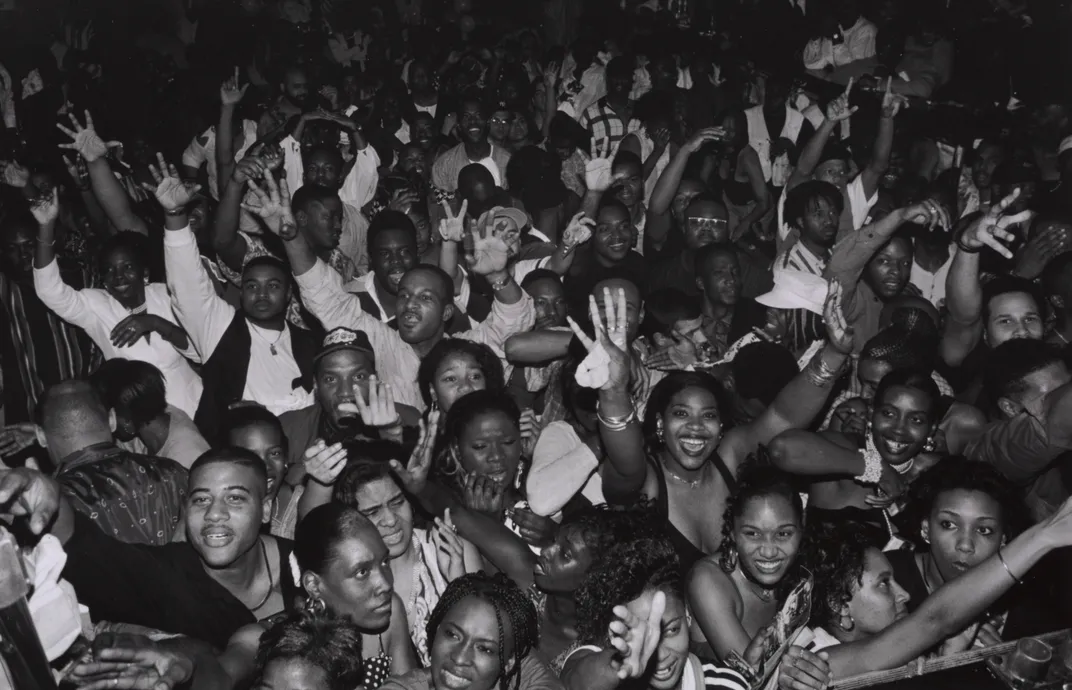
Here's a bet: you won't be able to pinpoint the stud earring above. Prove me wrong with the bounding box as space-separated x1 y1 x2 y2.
923 436 936 453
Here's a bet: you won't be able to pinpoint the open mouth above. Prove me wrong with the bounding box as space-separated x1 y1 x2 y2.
439 667 471 690
382 530 405 546
880 437 912 455
753 558 786 575
652 658 680 682
201 527 235 547
387 270 405 288
398 311 421 328
678 435 710 455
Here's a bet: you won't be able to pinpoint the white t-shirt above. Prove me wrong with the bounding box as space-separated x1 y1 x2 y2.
181 120 260 199
909 246 955 309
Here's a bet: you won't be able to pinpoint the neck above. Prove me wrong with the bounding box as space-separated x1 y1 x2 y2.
389 543 418 578
464 139 491 159
543 592 578 624
920 552 945 594
312 244 333 262
114 293 147 311
411 330 445 358
703 298 733 321
203 536 263 592
659 449 710 482
246 314 286 332
138 413 172 455
799 237 832 261
53 433 114 467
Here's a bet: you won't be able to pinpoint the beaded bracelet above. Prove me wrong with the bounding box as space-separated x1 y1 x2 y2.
855 444 883 485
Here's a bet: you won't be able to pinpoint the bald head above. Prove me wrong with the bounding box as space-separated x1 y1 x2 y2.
38 380 115 463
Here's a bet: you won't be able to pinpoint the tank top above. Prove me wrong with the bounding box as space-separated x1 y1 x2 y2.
651 453 738 570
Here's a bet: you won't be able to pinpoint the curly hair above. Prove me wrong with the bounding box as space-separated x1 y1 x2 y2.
417 339 506 409
717 454 806 576
642 371 734 451
426 572 539 690
808 521 887 630
251 610 364 690
900 456 1030 546
575 535 681 645
561 502 663 573
434 389 522 483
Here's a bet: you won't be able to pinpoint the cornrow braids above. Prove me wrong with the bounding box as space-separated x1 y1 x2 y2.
426 572 539 690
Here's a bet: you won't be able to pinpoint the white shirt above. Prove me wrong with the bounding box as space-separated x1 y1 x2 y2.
181 120 259 199
282 135 381 210
472 147 503 187
33 261 203 418
910 245 955 309
164 225 314 415
526 421 605 516
802 16 877 71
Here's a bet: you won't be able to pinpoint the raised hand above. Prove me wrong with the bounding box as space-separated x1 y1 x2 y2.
519 408 539 457
825 78 858 122
645 331 700 371
1 160 29 188
340 376 401 428
68 635 194 690
566 287 631 391
823 279 855 355
438 199 468 242
432 510 466 581
231 156 268 186
958 188 1034 260
463 210 510 276
242 170 297 239
388 188 420 213
461 474 506 514
31 187 60 227
561 211 594 252
683 126 728 155
608 590 666 680
388 409 439 495
1014 222 1068 279
220 66 248 106
56 110 122 163
303 440 348 486
141 153 202 212
543 61 560 89
585 138 615 193
880 77 908 119
0 423 37 458
902 197 951 233
508 506 558 548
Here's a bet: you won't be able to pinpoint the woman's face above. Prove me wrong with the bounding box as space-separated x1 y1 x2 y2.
101 246 146 305
533 524 593 594
456 410 521 486
660 386 723 471
312 535 395 630
845 548 910 636
628 589 689 690
408 209 433 256
488 110 513 142
733 494 803 588
431 595 511 690
255 657 330 690
434 353 488 412
869 385 934 466
228 422 287 497
355 476 415 560
857 358 893 400
923 489 1005 583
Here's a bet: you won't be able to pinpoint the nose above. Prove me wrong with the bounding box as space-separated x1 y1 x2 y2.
381 508 398 529
892 578 910 605
758 541 779 558
371 565 393 597
955 532 975 554
451 640 475 667
205 496 228 522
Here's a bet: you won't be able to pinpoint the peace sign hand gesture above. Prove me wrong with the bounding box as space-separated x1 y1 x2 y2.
608 590 667 680
220 66 249 106
959 188 1034 260
567 287 631 391
585 138 616 193
56 110 122 163
242 170 298 240
825 78 858 123
388 410 440 496
438 199 468 242
141 153 202 212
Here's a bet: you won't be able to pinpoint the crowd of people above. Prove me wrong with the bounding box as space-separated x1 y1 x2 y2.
0 0 1071 688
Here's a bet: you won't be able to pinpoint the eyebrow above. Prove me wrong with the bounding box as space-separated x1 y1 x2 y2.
191 485 252 494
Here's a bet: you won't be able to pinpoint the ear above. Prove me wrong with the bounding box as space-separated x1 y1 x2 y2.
920 519 930 544
695 275 705 293
108 409 118 434
262 494 273 525
35 425 47 449
295 209 309 227
301 571 321 600
996 396 1020 420
442 301 455 325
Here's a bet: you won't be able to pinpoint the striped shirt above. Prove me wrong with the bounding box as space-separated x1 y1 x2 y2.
577 97 640 148
777 240 827 276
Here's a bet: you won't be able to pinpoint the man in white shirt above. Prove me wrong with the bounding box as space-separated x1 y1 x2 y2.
181 118 259 200
803 0 877 76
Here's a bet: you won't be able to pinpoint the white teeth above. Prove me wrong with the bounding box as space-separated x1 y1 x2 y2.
883 440 910 453
680 438 707 452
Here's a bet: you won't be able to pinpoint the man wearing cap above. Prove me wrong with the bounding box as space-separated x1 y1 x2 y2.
279 326 422 468
253 175 534 410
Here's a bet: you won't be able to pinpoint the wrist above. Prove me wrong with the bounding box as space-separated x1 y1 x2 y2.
279 222 299 242
165 206 188 217
486 271 512 290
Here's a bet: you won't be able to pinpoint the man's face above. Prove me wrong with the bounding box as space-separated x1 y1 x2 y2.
972 144 1003 191
490 217 522 258
1003 362 1071 420
396 269 450 344
409 64 431 93
683 199 729 249
671 180 705 226
241 264 291 323
370 228 417 295
985 292 1044 347
411 117 435 150
797 197 839 249
864 237 912 301
592 206 636 263
607 71 634 99
304 151 342 189
488 110 513 143
526 277 568 329
315 350 375 426
612 161 643 208
185 462 269 569
1 224 35 278
399 146 428 180
815 159 850 190
697 251 741 306
282 70 310 108
298 197 344 253
460 101 487 145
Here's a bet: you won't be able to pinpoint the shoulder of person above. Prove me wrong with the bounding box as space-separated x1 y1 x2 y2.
379 667 432 690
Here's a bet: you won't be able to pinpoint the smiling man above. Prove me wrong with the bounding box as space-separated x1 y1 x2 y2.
352 211 420 325
0 449 298 648
431 94 512 193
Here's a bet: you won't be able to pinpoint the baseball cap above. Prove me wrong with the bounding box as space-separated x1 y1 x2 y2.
314 327 376 366
490 206 528 234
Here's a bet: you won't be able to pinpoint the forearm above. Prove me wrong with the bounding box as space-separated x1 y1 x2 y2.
33 221 57 269
88 159 148 235
439 240 461 293
216 106 238 185
282 233 318 276
641 143 668 181
544 244 576 275
504 331 572 364
825 208 908 290
791 119 837 185
580 189 602 220
155 317 191 350
297 479 333 522
945 247 983 327
750 344 851 446
451 505 537 589
862 115 895 197
597 388 649 500
77 187 110 235
212 180 250 273
650 147 691 214
768 430 863 476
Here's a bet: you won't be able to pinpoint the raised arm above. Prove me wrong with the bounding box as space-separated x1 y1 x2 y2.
505 331 573 364
568 288 650 504
859 81 901 199
31 189 94 326
686 560 753 661
57 110 148 235
729 147 773 241
543 212 594 275
786 81 856 191
216 67 249 189
212 157 264 274
767 429 863 476
941 190 1029 367
459 214 535 351
580 140 615 221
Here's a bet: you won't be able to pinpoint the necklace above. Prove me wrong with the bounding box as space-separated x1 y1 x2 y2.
662 459 707 488
744 577 777 603
252 324 286 356
250 538 276 613
889 457 915 475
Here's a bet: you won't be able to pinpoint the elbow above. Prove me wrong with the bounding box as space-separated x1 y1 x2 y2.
504 335 523 362
767 434 796 472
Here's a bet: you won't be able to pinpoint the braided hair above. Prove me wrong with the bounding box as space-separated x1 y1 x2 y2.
426 572 539 690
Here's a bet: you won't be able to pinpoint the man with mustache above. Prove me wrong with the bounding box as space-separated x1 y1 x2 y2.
0 449 297 648
258 64 313 139
246 172 534 410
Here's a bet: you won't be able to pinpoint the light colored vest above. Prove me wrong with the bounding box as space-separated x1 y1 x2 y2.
745 104 805 186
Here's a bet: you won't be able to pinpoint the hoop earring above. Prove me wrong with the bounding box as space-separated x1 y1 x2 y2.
304 595 326 615
920 530 930 544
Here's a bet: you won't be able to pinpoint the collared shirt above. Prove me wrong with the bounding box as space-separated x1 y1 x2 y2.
295 258 535 410
164 226 315 415
57 442 188 545
34 261 204 418
577 97 640 149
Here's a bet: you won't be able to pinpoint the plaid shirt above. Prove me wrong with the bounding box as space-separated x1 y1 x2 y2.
577 98 640 148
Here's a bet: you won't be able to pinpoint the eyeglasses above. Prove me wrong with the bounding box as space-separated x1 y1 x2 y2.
686 217 729 230
489 117 513 125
